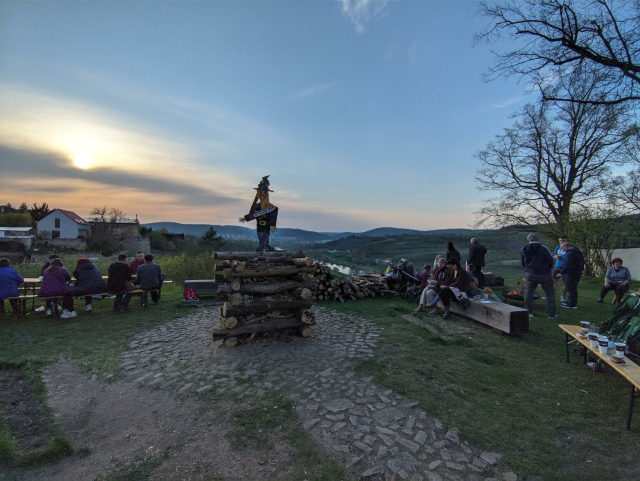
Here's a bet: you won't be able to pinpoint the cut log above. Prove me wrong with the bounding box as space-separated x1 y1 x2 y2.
218 280 315 295
222 298 312 317
227 293 244 306
213 251 306 260
296 309 315 325
449 299 529 335
231 280 242 292
231 260 246 272
223 316 239 329
291 257 314 266
292 287 312 300
212 316 310 341
223 265 317 279
223 337 238 348
299 327 314 337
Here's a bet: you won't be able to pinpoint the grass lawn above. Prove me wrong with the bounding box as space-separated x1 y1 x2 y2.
318 273 640 480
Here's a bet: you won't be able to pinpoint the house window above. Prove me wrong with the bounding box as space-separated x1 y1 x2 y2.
52 230 60 239
54 218 60 228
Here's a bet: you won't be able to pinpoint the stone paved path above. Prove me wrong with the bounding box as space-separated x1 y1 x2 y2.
121 306 519 481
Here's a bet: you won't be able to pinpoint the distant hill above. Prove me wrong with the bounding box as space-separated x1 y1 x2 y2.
143 223 480 241
142 222 332 242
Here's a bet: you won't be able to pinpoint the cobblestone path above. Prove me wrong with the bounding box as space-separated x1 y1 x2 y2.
121 306 519 481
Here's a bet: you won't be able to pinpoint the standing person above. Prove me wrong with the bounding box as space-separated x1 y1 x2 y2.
467 238 487 288
520 232 558 319
129 251 145 275
0 258 24 315
136 254 164 304
556 242 584 309
239 175 278 252
38 258 76 318
445 242 461 263
70 257 107 312
553 236 568 302
598 258 631 305
107 253 134 312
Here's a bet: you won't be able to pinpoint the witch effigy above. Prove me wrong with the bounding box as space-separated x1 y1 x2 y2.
238 175 279 252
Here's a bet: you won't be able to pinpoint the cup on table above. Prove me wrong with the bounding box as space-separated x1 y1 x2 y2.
598 336 609 355
580 321 590 334
483 293 489 299
615 342 627 358
588 332 599 348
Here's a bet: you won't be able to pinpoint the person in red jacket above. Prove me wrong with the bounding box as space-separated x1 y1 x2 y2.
129 251 145 275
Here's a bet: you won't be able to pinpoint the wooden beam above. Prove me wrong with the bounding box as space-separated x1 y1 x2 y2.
449 299 529 335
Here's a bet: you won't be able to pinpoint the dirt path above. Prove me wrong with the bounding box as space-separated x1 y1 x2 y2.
4 306 519 480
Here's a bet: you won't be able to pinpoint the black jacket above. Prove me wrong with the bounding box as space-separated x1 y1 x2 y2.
445 249 461 263
520 242 554 275
73 262 107 291
467 243 487 267
560 247 585 277
107 262 132 293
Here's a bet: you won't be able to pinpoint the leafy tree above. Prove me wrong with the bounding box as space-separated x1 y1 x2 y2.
0 212 35 227
475 77 636 228
476 0 640 106
29 202 51 222
0 203 17 214
201 227 225 250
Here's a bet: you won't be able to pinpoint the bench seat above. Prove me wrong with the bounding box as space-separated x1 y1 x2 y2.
449 298 529 335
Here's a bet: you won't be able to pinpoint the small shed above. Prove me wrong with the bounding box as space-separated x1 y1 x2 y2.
0 226 36 249
37 209 91 239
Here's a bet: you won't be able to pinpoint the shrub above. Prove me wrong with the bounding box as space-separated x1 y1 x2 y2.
157 252 218 285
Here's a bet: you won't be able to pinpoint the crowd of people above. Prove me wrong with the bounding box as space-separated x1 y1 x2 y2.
0 250 164 317
412 238 488 318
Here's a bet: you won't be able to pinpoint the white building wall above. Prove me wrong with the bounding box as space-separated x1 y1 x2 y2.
37 211 82 239
607 248 640 281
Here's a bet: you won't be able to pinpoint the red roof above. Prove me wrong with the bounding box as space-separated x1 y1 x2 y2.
55 209 89 225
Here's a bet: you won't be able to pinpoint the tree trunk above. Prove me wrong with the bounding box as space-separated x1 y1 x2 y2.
223 265 317 279
212 316 310 341
213 251 306 260
218 280 315 295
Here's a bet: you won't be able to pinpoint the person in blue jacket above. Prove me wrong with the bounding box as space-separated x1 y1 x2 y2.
0 258 24 315
520 233 558 319
556 242 585 309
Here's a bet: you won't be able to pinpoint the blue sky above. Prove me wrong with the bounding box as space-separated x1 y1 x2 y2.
0 0 531 232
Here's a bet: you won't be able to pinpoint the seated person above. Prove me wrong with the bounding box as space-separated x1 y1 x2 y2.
415 258 451 312
38 258 76 319
107 253 135 312
419 264 432 289
598 258 631 304
424 259 471 319
0 258 24 315
69 258 107 312
136 254 164 304
129 251 146 276
466 264 484 297
40 254 60 278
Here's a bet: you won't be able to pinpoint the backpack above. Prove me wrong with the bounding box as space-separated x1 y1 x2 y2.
183 287 199 301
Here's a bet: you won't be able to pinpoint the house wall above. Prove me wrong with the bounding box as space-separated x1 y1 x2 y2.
37 211 82 239
607 248 640 281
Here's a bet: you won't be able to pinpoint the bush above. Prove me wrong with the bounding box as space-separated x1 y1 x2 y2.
157 253 218 285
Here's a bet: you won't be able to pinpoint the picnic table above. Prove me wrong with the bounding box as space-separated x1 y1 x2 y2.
559 324 640 430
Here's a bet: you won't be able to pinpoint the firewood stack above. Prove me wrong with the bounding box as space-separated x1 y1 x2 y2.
211 250 317 348
309 266 394 301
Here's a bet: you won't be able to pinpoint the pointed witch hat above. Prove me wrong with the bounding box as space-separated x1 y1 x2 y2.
254 175 273 192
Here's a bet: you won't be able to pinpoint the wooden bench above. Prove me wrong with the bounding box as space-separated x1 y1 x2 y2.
449 298 529 335
184 279 223 297
559 324 640 430
6 281 172 318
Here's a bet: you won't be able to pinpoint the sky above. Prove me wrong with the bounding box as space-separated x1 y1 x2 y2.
0 0 532 232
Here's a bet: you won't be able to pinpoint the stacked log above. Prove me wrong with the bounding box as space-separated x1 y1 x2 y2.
308 265 394 301
211 251 316 347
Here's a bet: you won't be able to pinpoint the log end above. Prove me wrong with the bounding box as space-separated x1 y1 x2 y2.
223 336 238 348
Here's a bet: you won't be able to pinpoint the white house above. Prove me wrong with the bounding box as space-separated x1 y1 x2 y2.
0 226 36 249
37 209 91 239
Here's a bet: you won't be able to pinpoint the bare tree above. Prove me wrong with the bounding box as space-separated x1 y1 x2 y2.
89 206 108 222
476 0 640 106
475 76 636 228
108 208 127 222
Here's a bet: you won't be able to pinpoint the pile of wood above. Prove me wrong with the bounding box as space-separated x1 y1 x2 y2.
309 266 395 301
211 250 316 347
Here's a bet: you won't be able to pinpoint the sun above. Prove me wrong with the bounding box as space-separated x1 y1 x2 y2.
73 154 93 170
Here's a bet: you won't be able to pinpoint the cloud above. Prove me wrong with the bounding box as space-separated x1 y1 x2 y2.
340 0 388 34
491 95 526 109
287 82 339 100
0 145 240 208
